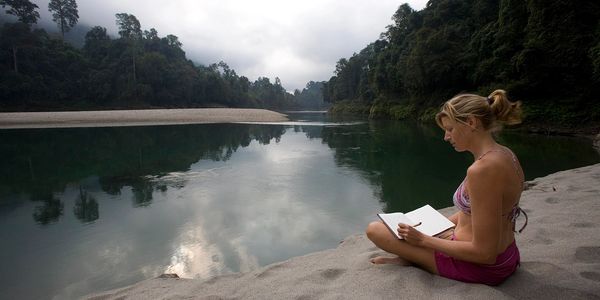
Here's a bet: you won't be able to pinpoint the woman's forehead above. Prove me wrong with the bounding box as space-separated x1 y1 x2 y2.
440 116 456 127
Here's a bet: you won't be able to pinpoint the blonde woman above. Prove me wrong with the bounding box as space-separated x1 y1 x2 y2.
366 90 528 285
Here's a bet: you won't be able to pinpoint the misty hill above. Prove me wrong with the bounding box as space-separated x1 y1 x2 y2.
0 7 326 111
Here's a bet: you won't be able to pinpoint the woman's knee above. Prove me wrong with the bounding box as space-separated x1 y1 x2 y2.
365 221 386 241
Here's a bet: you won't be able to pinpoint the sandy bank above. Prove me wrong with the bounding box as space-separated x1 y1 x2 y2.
0 108 289 129
85 163 600 299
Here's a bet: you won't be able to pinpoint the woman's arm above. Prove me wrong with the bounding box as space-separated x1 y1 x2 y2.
399 162 503 264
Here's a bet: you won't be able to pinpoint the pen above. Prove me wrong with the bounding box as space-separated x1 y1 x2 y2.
412 222 422 227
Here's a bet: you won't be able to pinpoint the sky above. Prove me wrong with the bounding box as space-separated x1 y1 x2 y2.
31 0 428 92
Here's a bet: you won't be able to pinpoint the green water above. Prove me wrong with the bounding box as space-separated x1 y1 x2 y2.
0 113 598 299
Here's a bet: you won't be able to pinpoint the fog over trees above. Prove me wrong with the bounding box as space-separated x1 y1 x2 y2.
0 0 326 111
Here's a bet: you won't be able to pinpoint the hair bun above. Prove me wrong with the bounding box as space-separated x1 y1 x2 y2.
488 89 522 126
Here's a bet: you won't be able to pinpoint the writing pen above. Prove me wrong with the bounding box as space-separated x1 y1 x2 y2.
398 222 422 228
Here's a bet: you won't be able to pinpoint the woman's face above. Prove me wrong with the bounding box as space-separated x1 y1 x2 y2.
441 117 470 152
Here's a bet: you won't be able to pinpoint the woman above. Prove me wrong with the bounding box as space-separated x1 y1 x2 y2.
365 89 528 285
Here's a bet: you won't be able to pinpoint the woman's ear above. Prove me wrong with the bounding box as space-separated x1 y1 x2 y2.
466 116 478 130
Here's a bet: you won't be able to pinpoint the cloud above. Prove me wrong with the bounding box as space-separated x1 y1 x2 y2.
32 0 427 91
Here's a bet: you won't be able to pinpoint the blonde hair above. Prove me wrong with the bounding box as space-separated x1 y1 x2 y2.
435 89 522 132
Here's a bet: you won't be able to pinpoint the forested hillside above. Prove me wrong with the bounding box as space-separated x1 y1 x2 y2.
324 0 600 131
0 1 326 111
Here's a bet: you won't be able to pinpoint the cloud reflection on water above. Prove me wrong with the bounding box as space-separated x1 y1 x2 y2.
156 129 382 279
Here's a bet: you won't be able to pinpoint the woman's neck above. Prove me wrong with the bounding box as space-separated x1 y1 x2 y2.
469 134 499 160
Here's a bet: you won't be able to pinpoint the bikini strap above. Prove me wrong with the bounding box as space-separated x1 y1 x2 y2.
477 148 518 163
478 147 525 188
480 148 528 232
513 206 528 233
477 149 502 160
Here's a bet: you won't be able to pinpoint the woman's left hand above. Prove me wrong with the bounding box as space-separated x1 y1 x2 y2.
397 223 426 246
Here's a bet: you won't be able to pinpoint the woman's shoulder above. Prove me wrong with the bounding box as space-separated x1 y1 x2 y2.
467 154 507 179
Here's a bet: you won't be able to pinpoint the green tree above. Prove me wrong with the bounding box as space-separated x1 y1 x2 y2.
115 13 142 86
144 28 159 41
383 3 416 44
294 81 327 109
115 13 142 39
48 0 79 38
0 0 39 25
0 22 35 73
82 26 112 104
83 26 110 57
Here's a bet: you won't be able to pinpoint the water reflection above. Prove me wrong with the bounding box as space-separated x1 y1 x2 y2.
0 118 598 300
32 193 63 225
320 121 599 212
74 188 99 223
319 121 473 212
0 124 287 222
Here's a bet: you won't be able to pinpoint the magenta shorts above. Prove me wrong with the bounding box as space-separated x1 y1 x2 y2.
434 240 520 286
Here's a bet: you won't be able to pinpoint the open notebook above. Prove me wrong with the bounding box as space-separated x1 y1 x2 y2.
377 204 455 239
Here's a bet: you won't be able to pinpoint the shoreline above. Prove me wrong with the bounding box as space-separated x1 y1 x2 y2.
86 163 600 299
0 108 289 129
2 109 596 142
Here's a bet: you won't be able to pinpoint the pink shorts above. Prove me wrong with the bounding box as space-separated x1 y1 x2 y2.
434 240 520 286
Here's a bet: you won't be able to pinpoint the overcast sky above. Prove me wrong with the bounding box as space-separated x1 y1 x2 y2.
31 0 427 91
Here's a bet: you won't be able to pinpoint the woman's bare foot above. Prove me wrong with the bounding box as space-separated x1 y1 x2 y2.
370 256 411 265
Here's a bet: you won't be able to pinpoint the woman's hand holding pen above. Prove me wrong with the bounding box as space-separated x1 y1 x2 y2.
397 222 426 246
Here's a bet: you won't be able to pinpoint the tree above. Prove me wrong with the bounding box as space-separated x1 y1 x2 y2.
0 22 36 73
383 3 416 43
84 26 109 45
115 13 142 84
48 0 79 38
165 34 182 48
83 26 110 62
115 13 142 40
0 0 40 25
293 81 326 109
144 28 159 41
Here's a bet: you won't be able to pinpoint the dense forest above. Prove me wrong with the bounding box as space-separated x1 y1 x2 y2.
324 0 600 132
0 0 327 111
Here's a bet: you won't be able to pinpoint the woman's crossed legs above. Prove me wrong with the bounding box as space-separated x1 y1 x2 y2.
365 221 439 274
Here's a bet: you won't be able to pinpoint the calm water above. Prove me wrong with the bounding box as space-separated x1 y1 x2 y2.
1 113 598 299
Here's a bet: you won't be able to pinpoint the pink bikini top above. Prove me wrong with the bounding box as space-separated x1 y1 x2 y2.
453 149 528 233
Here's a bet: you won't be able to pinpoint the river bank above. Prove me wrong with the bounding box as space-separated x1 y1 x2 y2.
85 163 600 299
328 101 600 138
0 108 289 129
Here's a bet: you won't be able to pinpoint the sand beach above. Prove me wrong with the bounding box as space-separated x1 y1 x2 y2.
0 108 289 129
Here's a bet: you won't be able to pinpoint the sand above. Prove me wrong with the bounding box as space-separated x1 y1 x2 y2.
84 163 600 300
0 108 289 129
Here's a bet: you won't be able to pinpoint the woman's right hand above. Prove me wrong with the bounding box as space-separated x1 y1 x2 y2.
397 223 427 246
